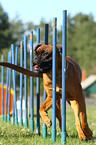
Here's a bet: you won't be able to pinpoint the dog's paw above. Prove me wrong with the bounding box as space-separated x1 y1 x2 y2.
46 120 52 127
39 110 52 127
79 133 88 141
81 124 92 140
42 117 52 127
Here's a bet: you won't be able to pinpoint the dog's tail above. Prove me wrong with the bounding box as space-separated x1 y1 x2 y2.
0 62 42 78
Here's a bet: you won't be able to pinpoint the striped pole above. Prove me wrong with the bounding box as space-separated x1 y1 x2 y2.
4 52 10 121
61 10 67 145
43 24 49 138
36 28 40 135
1 55 4 121
51 18 57 142
7 50 12 122
30 32 34 131
20 41 23 126
24 36 28 128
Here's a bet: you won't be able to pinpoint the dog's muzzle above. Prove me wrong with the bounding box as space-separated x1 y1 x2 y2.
32 56 52 74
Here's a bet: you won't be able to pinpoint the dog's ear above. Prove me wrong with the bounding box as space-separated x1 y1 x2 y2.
34 43 42 54
56 44 62 55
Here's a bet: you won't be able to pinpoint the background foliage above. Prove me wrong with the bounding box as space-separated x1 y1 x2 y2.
0 3 96 78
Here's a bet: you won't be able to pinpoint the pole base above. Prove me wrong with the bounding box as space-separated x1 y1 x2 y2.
20 119 23 126
15 118 18 125
51 129 56 142
36 124 40 135
25 119 28 128
30 120 34 132
1 115 4 121
43 126 47 138
4 115 7 122
61 132 66 144
7 115 10 123
11 117 15 124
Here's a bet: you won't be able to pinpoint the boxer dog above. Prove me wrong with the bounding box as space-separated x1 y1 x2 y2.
0 43 92 140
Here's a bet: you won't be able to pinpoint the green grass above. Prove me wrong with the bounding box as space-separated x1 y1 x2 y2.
0 106 96 145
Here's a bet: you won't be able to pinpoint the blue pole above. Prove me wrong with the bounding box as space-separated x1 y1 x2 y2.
15 47 18 77
45 24 49 45
20 41 23 126
11 44 18 125
4 52 10 122
36 28 40 135
43 24 49 138
24 36 28 128
30 32 34 131
14 46 18 125
61 10 67 145
51 18 57 142
7 50 12 123
1 55 4 121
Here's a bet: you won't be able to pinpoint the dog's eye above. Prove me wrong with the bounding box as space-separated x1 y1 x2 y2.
41 50 48 56
41 50 45 53
43 52 48 56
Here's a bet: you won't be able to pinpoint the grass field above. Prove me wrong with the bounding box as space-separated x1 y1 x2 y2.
0 106 96 145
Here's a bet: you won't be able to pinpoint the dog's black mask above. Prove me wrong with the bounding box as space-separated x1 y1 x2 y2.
32 44 52 74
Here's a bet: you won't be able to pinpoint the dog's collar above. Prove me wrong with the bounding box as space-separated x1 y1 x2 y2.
46 61 69 80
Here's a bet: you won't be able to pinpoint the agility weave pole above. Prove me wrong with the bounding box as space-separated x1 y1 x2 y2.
36 28 40 135
30 32 34 131
1 54 4 121
0 10 67 144
51 10 67 144
42 24 49 138
51 17 57 142
20 41 23 126
61 10 67 144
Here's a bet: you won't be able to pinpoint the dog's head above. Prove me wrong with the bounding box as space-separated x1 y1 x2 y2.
32 43 62 74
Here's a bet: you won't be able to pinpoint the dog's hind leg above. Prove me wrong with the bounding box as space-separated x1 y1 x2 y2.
71 83 92 140
70 100 87 140
79 91 92 139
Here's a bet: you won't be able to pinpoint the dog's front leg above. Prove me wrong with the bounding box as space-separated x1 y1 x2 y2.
39 95 52 127
39 92 62 129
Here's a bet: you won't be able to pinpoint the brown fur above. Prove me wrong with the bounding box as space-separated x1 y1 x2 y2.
35 44 92 140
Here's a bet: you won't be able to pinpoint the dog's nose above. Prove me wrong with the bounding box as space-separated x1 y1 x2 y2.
32 58 41 66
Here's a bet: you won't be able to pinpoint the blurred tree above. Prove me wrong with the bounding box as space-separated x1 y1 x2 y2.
39 18 46 44
67 13 96 74
24 22 37 43
58 13 96 74
0 4 12 49
38 18 53 44
10 15 25 45
25 18 53 45
0 5 96 76
26 22 38 31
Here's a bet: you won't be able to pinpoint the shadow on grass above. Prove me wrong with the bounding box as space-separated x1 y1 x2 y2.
70 133 78 139
0 131 35 139
92 136 96 141
69 134 96 144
